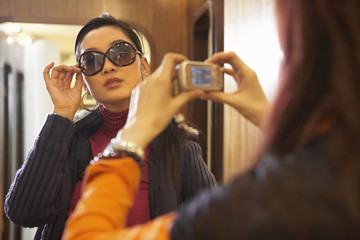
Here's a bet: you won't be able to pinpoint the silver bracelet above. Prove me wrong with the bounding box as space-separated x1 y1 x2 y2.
91 138 145 169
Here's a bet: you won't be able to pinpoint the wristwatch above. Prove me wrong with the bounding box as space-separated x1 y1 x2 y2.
91 137 145 169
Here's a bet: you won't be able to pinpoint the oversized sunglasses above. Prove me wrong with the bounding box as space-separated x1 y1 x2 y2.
78 41 142 76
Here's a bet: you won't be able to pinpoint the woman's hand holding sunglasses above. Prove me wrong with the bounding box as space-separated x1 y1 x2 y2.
119 53 205 149
43 62 83 120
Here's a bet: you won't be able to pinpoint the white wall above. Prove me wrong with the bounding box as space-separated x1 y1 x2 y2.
21 39 60 240
24 39 59 150
1 34 28 240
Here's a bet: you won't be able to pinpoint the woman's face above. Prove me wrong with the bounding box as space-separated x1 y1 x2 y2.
78 26 149 112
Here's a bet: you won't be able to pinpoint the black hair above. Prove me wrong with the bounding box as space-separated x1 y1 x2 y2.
153 119 200 186
74 13 143 59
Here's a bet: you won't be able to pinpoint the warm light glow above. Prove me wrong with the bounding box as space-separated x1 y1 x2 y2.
225 14 282 100
6 36 14 44
2 22 22 35
1 23 34 46
18 34 33 45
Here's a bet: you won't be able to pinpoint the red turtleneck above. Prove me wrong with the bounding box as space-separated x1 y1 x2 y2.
69 105 150 227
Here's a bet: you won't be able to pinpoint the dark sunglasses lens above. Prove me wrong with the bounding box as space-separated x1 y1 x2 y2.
80 52 104 75
108 42 136 66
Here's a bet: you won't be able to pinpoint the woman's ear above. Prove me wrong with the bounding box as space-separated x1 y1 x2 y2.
141 57 150 79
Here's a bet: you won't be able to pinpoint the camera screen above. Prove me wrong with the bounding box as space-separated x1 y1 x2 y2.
191 66 211 86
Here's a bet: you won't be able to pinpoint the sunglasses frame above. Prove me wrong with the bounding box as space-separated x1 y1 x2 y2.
78 41 143 76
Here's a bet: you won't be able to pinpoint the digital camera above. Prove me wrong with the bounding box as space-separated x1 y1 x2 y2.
175 61 223 93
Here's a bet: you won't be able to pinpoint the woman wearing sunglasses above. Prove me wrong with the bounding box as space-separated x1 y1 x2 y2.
4 14 216 240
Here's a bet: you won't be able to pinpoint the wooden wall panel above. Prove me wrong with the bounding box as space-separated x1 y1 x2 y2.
0 0 204 70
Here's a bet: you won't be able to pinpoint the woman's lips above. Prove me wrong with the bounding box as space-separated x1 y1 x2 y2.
104 78 123 89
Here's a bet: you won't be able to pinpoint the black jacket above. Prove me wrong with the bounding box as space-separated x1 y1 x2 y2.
171 133 360 239
5 110 217 240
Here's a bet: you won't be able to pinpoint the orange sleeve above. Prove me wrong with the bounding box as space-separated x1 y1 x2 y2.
62 157 177 240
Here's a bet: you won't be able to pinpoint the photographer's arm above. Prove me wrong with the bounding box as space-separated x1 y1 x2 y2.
118 54 205 149
63 158 177 240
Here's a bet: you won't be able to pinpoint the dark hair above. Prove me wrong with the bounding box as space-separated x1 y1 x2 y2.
74 13 144 58
263 0 360 156
153 120 198 185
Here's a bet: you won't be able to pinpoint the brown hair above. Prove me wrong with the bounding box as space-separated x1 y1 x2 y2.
262 0 360 155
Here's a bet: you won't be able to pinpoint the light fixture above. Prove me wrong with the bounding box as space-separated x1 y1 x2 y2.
6 36 14 44
2 22 22 35
18 34 33 45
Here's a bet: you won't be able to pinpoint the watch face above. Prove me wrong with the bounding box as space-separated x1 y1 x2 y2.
97 139 145 166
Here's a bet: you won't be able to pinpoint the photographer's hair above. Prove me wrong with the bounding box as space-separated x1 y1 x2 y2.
74 13 144 58
263 0 360 158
